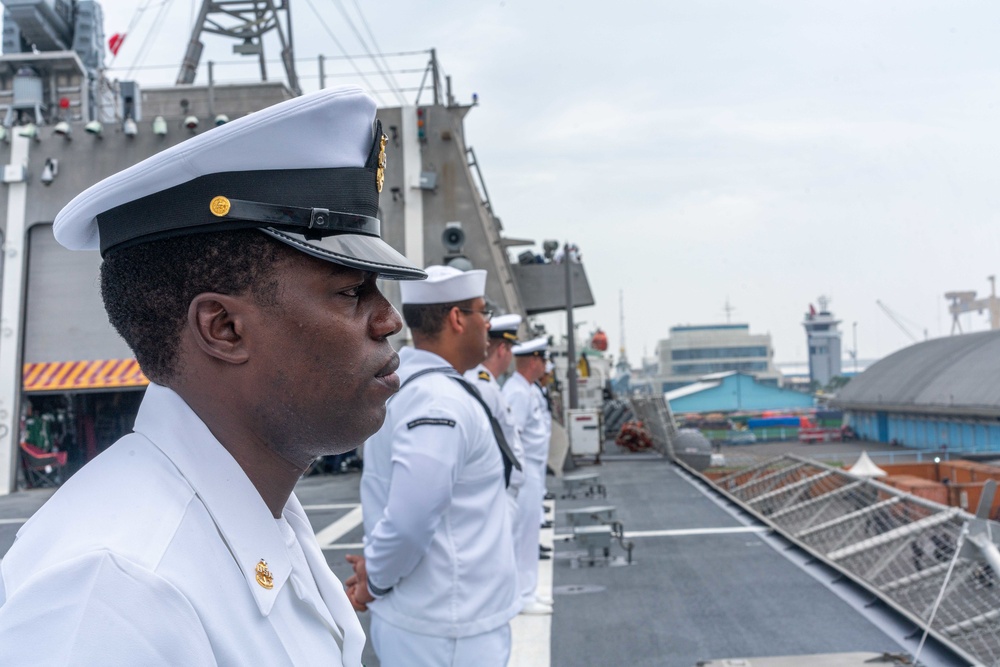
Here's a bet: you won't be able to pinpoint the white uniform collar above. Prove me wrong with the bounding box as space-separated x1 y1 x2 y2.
133 383 293 616
397 346 456 383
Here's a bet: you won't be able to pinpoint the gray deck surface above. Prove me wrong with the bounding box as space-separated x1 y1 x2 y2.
0 441 972 666
550 458 910 667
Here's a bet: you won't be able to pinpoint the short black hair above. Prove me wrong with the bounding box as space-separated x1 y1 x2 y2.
100 230 294 383
403 298 476 339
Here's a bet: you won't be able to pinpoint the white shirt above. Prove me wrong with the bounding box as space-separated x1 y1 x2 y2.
0 383 364 666
465 363 525 492
502 372 551 466
360 347 519 638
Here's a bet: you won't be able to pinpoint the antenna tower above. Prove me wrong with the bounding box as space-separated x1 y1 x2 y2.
619 289 626 359
177 0 301 95
616 289 630 373
723 298 735 323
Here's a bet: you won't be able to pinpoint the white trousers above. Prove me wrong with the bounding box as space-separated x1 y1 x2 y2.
513 462 544 604
371 615 511 667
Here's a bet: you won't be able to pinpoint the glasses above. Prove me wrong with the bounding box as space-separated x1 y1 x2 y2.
457 307 494 323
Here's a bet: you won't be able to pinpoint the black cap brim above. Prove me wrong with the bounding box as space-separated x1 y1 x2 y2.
261 228 426 280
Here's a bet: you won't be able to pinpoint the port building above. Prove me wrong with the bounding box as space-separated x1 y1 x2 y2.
833 330 1000 451
654 324 782 392
802 296 843 387
666 371 815 414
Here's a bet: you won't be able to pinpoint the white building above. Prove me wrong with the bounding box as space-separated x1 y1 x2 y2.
655 324 782 391
803 297 842 387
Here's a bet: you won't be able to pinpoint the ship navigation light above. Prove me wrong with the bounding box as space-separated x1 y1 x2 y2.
152 116 168 137
17 123 38 141
214 114 229 126
84 120 103 137
53 122 72 140
184 116 199 131
123 118 138 137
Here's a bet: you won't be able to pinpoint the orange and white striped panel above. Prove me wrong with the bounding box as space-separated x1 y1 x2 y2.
22 359 149 392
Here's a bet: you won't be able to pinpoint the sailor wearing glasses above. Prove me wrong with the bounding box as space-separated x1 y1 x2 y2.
346 265 520 667
503 336 555 615
465 314 527 519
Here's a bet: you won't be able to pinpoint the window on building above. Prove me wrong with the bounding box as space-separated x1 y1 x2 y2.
672 361 769 375
671 346 769 360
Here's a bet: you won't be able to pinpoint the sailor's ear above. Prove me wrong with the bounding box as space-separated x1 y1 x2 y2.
186 293 251 365
445 305 466 334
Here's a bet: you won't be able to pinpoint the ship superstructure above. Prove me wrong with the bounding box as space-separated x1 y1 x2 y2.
0 0 594 494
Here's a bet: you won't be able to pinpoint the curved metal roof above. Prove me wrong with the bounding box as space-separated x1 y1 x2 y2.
834 330 1000 416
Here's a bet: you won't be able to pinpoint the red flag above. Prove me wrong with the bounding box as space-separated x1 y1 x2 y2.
109 33 126 56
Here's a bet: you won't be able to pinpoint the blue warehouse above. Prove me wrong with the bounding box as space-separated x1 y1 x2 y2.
666 371 815 414
834 331 1000 452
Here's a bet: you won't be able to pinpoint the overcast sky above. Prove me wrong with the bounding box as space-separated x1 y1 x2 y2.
97 0 1000 366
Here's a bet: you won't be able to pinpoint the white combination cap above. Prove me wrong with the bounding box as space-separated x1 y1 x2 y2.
513 336 549 357
489 313 522 342
399 265 487 305
52 86 425 280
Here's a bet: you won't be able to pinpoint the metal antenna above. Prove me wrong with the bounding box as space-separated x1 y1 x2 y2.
177 0 301 95
722 298 735 324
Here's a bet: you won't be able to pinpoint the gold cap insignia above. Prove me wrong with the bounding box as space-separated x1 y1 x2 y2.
376 133 387 193
255 559 274 589
209 196 231 217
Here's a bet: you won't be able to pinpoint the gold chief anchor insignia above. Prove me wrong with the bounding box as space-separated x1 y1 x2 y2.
376 133 387 193
255 559 274 589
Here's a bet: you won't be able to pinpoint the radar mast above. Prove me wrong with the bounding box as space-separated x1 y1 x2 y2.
177 0 301 95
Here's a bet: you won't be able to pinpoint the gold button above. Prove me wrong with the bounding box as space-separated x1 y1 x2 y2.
209 196 231 217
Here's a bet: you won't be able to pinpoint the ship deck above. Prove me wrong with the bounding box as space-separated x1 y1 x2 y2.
0 441 973 666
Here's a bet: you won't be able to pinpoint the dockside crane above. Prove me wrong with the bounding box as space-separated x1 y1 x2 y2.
876 300 927 343
945 275 1000 334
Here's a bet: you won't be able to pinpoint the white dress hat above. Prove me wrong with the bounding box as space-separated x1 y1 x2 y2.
52 86 424 281
489 314 522 342
512 336 549 357
399 265 487 305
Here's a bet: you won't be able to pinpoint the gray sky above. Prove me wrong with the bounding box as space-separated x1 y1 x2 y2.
98 0 1000 366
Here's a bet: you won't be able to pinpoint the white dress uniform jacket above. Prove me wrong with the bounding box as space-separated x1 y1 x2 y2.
464 363 525 494
361 347 519 638
0 383 364 666
502 373 550 468
501 372 552 605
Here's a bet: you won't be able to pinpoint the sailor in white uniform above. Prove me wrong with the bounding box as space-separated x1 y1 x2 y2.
346 266 521 667
502 337 555 615
465 313 526 521
0 87 425 666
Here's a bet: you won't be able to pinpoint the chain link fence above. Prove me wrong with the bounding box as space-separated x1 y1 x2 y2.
717 456 998 665
629 394 1000 666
